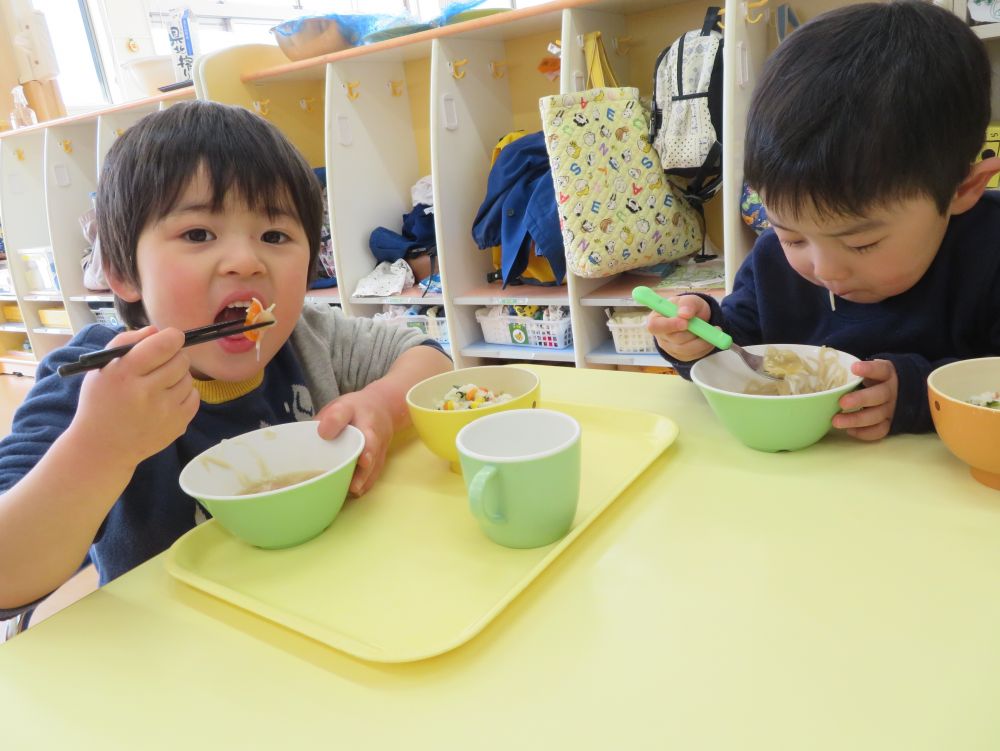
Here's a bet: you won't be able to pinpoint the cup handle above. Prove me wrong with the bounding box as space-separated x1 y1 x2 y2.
469 465 504 523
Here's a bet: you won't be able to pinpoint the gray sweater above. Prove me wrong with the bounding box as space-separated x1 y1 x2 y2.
0 303 442 616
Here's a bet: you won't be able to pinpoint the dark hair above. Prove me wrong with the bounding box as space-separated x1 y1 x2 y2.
744 1 992 220
97 100 323 328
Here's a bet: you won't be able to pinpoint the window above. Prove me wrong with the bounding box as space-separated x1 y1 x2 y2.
27 0 557 110
26 0 109 111
145 0 552 55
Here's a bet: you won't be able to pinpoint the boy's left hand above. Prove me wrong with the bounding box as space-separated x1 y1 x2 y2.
832 359 898 441
316 392 394 496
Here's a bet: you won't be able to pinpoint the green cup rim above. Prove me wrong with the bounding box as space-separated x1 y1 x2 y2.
456 408 580 464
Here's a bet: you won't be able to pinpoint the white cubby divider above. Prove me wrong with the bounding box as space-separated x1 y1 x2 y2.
0 89 195 370
560 7 630 368
326 56 424 318
431 35 516 369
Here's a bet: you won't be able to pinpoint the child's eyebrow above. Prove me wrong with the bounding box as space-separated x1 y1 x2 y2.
166 201 298 221
769 217 885 237
168 201 216 216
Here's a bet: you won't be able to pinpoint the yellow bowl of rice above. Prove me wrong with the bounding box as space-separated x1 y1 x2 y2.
406 365 541 472
690 343 863 452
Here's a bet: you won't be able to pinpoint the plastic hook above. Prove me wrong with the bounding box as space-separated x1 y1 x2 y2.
59 140 73 154
450 58 468 80
299 97 316 112
489 61 507 79
345 81 361 100
612 36 635 56
252 99 270 117
745 0 769 24
388 80 404 97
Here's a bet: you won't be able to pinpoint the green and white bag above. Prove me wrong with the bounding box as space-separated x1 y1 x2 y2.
540 86 703 278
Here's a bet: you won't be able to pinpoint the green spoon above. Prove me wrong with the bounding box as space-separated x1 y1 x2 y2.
631 286 779 380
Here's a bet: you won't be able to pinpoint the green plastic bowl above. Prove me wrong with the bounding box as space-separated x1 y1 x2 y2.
179 421 364 548
690 343 863 452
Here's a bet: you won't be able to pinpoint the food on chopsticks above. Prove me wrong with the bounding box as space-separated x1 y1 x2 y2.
436 384 513 411
745 345 849 396
243 297 276 360
967 390 1000 409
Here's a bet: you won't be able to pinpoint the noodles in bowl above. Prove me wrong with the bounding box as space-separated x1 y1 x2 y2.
690 343 863 452
745 345 851 396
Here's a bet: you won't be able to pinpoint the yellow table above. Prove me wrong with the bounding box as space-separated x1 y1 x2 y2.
3 365 1000 749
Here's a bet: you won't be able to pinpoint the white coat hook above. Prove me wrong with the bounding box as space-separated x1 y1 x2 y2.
612 36 635 56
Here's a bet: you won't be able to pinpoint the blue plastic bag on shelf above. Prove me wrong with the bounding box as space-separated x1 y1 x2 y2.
272 13 417 60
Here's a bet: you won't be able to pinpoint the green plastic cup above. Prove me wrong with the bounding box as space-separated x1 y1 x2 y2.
179 421 364 548
456 409 581 549
690 344 863 452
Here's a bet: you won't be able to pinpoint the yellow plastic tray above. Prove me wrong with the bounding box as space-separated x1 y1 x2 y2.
165 401 677 662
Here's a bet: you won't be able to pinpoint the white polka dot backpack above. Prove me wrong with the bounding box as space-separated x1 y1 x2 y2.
650 7 724 211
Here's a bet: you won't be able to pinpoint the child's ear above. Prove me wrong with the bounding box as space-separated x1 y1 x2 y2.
949 157 1000 214
107 271 142 303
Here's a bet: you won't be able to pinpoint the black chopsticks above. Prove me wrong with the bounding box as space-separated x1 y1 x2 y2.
57 319 275 377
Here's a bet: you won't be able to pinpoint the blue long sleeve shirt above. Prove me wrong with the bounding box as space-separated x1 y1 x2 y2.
661 192 1000 435
0 304 442 615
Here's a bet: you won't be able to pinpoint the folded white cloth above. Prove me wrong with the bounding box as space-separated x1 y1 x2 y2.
411 175 434 213
353 259 415 298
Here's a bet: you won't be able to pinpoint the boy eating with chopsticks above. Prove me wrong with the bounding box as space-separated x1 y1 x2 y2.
0 101 451 618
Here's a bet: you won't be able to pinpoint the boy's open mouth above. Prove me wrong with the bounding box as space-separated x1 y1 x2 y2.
214 299 254 326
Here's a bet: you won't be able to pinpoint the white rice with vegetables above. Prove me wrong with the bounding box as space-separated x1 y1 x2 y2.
967 390 1000 409
436 384 513 411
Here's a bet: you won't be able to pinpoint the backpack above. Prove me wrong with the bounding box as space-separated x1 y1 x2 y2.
649 7 724 209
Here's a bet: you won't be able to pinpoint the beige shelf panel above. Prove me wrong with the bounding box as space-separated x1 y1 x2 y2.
454 282 569 306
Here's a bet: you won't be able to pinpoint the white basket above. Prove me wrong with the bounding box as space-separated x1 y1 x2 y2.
428 316 449 344
384 314 449 345
475 309 573 349
92 306 122 328
607 319 657 354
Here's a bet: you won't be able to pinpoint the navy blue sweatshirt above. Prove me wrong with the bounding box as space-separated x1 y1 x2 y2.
661 193 1000 434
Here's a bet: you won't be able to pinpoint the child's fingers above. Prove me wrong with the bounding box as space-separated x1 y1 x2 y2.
316 401 354 440
838 378 893 413
851 358 895 385
646 312 696 337
106 327 186 377
834 400 892 430
349 427 381 496
351 444 385 496
844 421 891 441
671 294 711 321
105 325 158 349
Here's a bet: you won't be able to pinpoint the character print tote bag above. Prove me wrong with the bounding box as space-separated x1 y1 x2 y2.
539 33 704 278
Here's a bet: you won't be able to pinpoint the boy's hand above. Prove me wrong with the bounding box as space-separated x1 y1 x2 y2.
833 359 898 441
316 391 394 497
645 294 716 362
71 326 200 466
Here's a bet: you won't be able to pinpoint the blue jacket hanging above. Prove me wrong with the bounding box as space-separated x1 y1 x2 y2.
471 131 565 286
